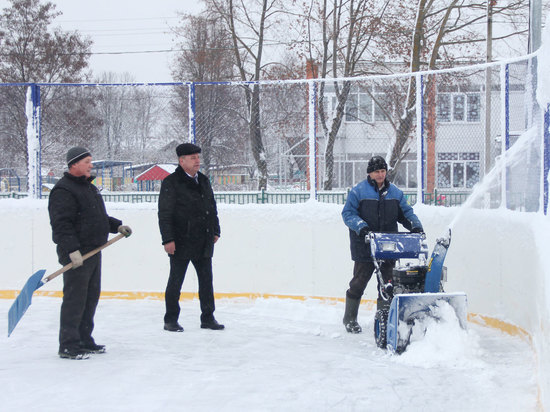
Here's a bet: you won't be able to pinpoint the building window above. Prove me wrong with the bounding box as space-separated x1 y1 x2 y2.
359 93 373 121
437 93 481 123
345 93 359 122
393 157 418 189
343 91 389 123
437 152 480 188
467 94 481 122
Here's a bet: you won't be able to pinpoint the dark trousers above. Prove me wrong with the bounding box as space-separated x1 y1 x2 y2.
164 256 216 324
347 260 395 300
59 253 101 350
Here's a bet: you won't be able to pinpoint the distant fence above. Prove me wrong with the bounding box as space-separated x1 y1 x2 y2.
0 189 474 206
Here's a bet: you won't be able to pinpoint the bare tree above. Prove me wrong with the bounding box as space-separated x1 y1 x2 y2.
261 56 309 184
301 0 392 189
299 0 530 188
130 87 162 162
373 0 529 180
171 13 246 176
204 0 287 189
0 0 92 171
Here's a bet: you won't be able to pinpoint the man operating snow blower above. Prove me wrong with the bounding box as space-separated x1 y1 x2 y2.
341 156 423 334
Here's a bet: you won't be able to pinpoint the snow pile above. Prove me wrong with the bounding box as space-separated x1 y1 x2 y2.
396 301 483 369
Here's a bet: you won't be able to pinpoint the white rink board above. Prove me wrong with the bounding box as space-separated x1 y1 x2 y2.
1 198 549 407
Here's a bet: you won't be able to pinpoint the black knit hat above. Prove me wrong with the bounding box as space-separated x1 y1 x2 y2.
367 156 388 173
67 146 91 167
176 143 201 157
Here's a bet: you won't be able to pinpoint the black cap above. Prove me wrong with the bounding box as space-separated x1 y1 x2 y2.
367 156 388 173
67 146 91 167
176 143 201 157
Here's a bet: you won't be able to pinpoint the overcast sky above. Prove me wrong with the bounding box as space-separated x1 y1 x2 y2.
40 0 204 83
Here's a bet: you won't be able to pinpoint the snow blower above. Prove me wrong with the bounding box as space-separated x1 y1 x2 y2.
370 230 467 354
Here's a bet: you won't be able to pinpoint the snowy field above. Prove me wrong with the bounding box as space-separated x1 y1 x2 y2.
0 296 537 411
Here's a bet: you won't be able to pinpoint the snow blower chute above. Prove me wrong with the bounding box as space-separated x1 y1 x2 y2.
370 230 467 354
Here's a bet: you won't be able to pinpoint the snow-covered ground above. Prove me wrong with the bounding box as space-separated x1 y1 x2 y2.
0 296 537 411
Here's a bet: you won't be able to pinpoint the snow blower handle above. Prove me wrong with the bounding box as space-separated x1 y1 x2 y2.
42 233 126 284
367 232 392 301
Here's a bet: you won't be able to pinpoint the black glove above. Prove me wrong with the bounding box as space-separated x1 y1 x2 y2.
410 226 423 233
359 227 370 239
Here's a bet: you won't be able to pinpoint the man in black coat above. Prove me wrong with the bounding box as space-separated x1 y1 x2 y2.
48 147 132 359
158 143 224 332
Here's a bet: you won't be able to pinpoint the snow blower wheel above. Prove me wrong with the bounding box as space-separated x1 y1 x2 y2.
374 309 389 349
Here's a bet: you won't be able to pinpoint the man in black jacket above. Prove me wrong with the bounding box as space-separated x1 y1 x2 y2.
48 147 132 359
158 143 224 332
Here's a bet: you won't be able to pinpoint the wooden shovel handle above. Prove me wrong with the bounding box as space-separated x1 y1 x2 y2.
43 233 126 284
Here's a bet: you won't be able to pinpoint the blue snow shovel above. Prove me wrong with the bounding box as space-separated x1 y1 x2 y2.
8 233 126 337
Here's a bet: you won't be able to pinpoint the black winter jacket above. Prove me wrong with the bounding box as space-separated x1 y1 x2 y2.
48 172 122 265
158 166 220 260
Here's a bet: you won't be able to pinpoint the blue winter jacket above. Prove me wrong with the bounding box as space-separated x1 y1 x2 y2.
342 177 423 261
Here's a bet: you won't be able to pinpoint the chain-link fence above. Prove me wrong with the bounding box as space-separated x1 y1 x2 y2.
1 55 548 211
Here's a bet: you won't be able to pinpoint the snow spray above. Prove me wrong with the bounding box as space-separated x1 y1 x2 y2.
447 126 539 231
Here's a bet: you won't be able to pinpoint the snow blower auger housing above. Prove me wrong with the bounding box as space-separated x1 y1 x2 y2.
370 230 467 354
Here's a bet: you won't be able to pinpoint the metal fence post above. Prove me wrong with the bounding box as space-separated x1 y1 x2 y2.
500 63 510 208
308 79 317 200
188 82 196 143
26 84 42 199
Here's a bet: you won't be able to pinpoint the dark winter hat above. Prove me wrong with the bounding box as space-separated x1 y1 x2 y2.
367 156 388 173
176 143 201 157
67 146 91 167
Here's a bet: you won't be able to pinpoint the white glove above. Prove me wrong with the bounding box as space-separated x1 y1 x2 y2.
118 225 132 237
69 250 83 268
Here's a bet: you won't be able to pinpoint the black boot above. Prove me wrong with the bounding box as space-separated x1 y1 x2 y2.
343 296 362 333
80 341 106 354
164 321 184 332
201 318 225 330
59 346 90 360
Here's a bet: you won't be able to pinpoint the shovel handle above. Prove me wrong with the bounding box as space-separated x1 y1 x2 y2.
43 233 126 284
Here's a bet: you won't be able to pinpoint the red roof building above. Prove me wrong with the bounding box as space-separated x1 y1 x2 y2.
135 164 177 191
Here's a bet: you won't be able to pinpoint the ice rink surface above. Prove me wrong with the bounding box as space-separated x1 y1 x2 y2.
0 297 537 411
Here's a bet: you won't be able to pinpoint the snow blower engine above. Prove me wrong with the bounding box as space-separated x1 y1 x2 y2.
370 230 467 354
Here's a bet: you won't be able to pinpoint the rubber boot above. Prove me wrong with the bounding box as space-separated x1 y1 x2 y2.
343 296 362 333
